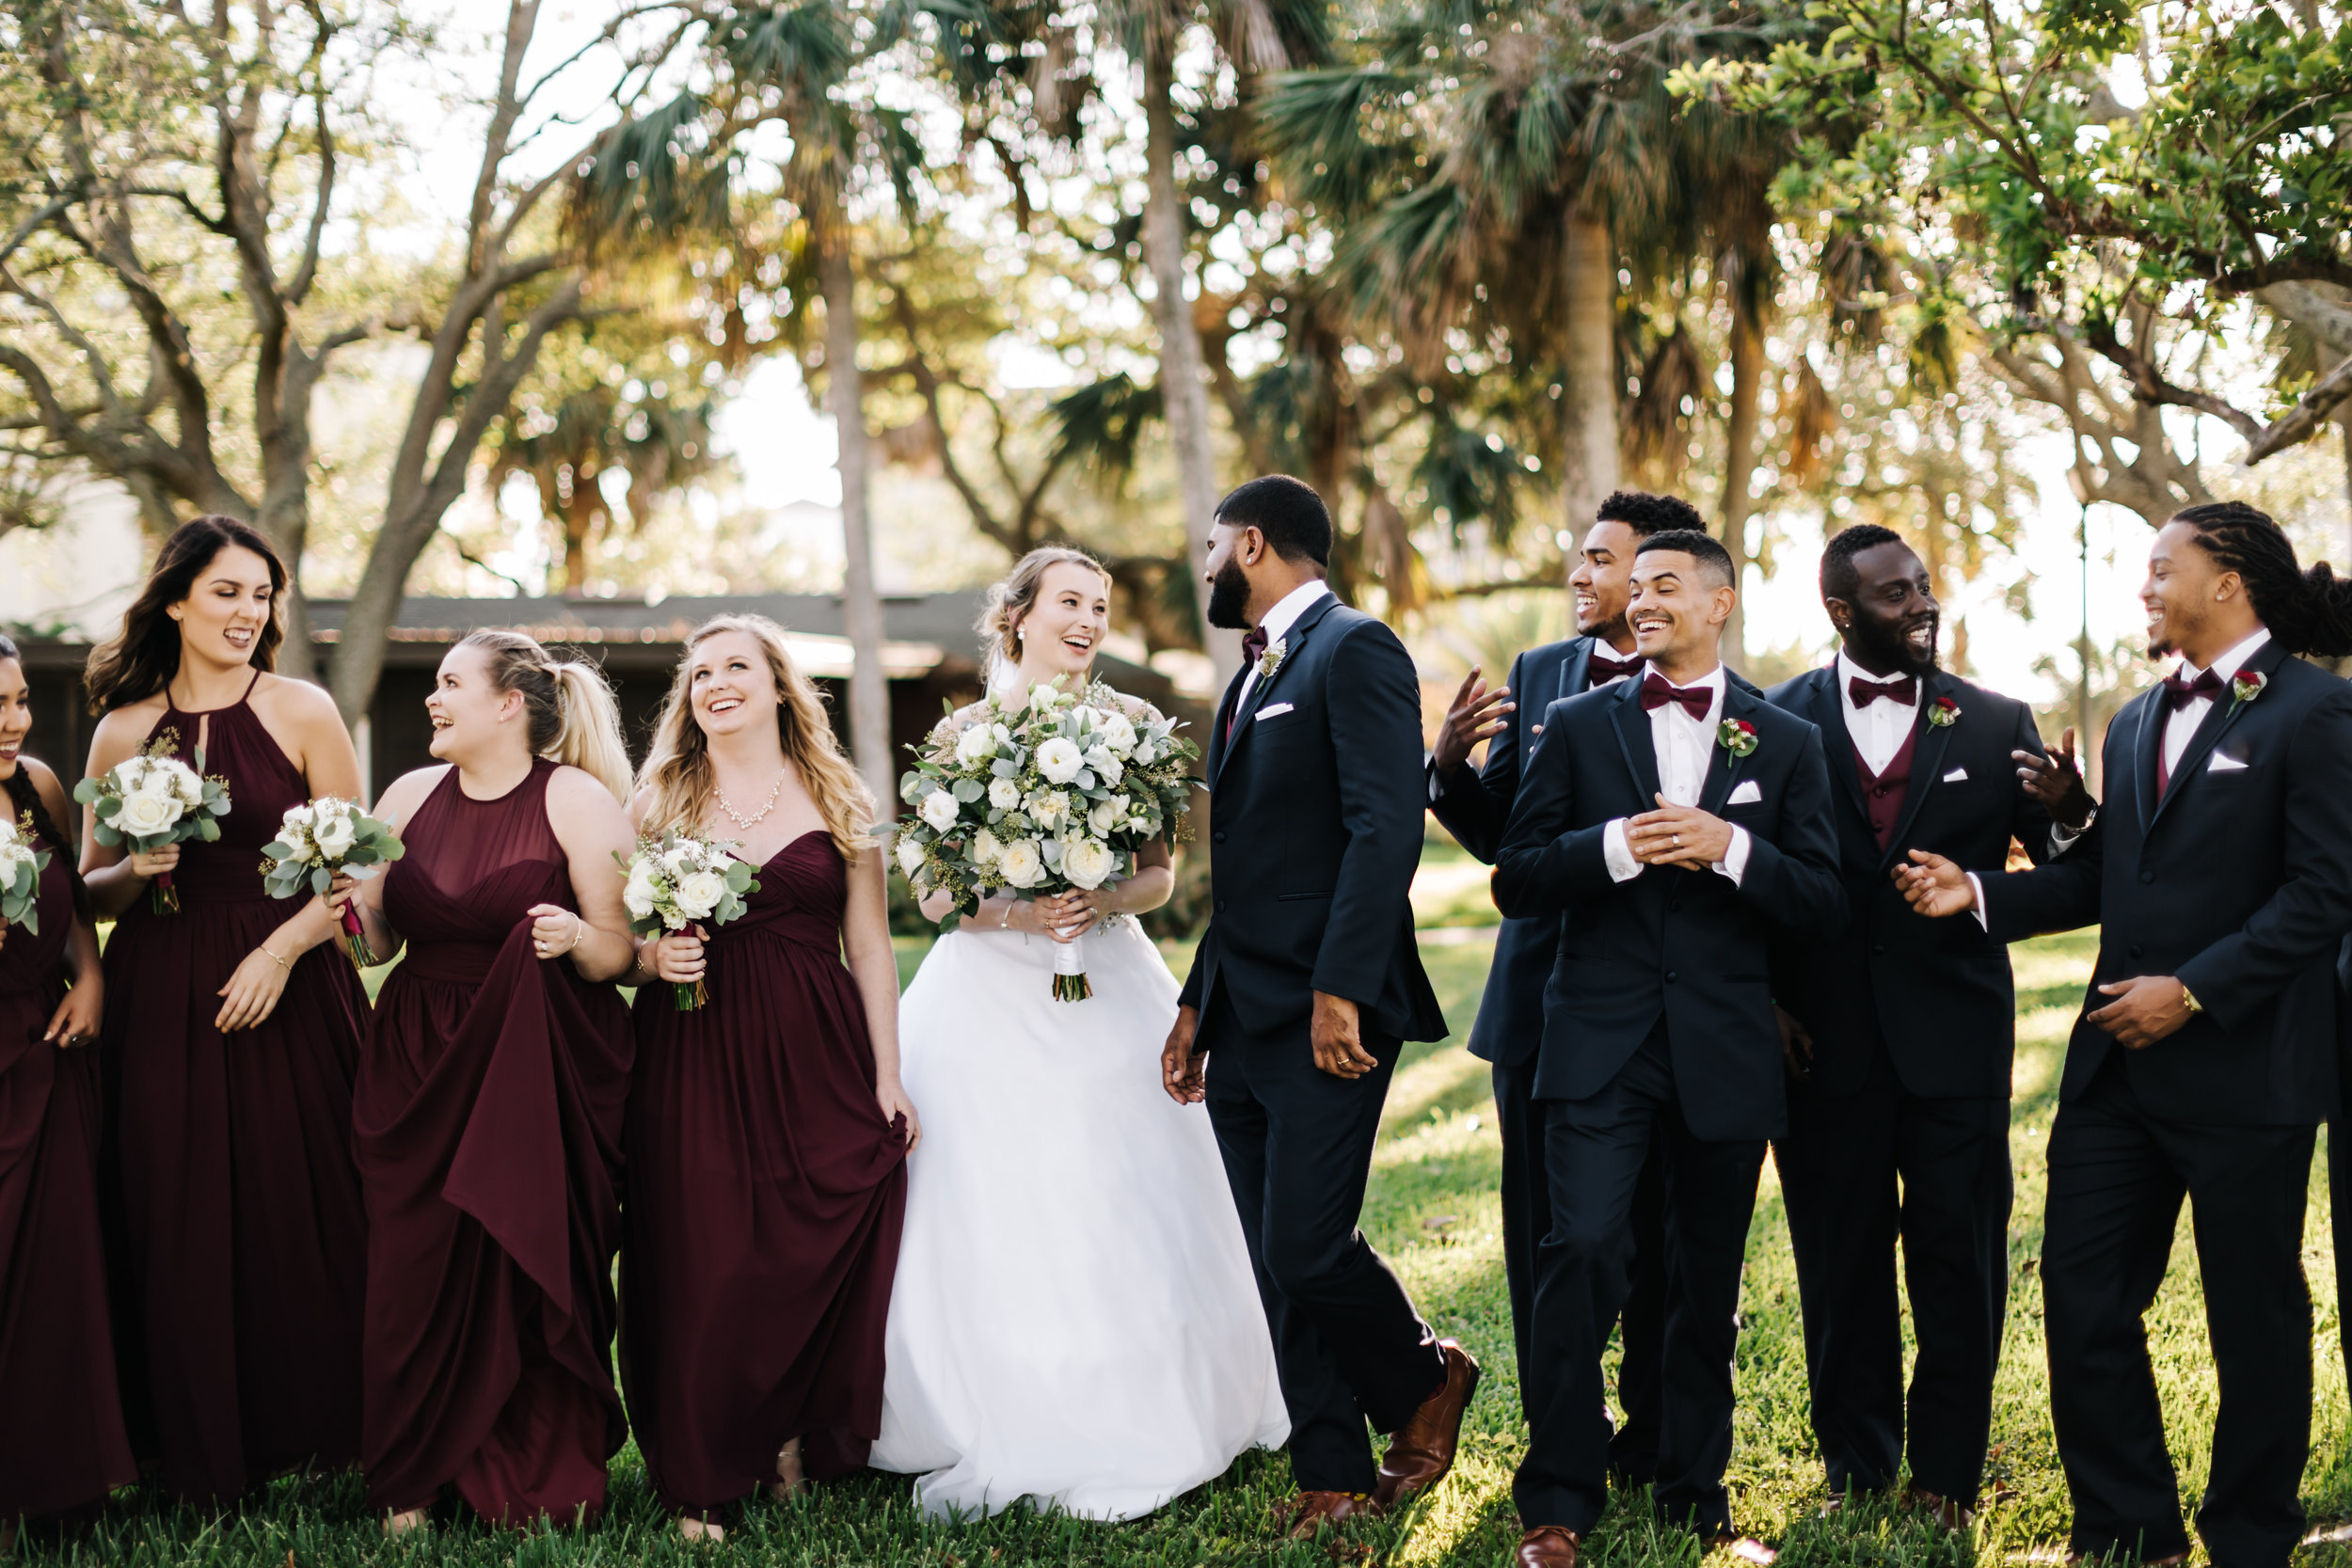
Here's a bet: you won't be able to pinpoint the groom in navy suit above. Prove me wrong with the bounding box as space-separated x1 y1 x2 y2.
1495 531 1844 1568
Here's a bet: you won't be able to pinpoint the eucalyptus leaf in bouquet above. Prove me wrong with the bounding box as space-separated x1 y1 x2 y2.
261 797 405 965
72 728 231 913
614 829 762 1010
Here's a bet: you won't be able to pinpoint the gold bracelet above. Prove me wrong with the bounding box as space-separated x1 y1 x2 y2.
261 944 292 972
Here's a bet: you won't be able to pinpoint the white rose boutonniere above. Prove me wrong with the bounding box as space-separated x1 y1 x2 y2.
1258 637 1289 679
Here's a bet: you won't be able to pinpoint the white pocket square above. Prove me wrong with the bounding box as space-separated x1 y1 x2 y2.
2208 752 2249 772
1726 780 1763 806
1255 702 1295 721
1942 766 1968 782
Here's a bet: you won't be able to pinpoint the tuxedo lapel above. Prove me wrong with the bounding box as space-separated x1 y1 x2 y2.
1206 663 1249 787
1215 591 1337 783
1559 638 1593 706
1807 667 1871 831
2131 689 2162 834
2151 640 2288 829
1880 673 1956 867
1608 677 1665 808
1699 683 1752 816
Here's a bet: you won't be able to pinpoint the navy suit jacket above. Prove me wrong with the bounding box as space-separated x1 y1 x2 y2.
1493 673 1846 1139
1765 666 2062 1100
1984 640 2352 1125
1180 593 1447 1043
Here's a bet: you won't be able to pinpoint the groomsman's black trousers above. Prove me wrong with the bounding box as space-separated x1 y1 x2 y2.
1201 990 1447 1495
2042 1058 2313 1568
1496 1051 1667 1478
1775 1041 2010 1504
1515 1027 1764 1538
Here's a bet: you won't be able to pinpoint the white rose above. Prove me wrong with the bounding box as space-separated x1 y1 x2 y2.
675 868 726 919
314 811 358 859
1028 684 1060 716
1062 837 1114 890
896 835 925 878
1072 705 1104 733
1036 736 1084 784
167 762 203 806
1100 713 1137 752
1089 799 1119 836
989 778 1021 811
661 842 696 875
1028 790 1069 830
919 789 962 832
1132 739 1157 765
282 802 316 831
624 863 659 919
972 827 1004 865
996 837 1045 888
118 786 183 838
956 724 997 766
1085 746 1122 784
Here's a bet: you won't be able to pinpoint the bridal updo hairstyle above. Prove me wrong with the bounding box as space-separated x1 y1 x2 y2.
2170 500 2352 658
455 629 635 803
633 613 875 860
977 546 1114 665
84 515 287 713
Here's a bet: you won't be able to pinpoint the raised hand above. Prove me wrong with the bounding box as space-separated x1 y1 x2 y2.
2014 725 2096 831
1626 795 1733 870
1892 848 1977 917
1431 667 1514 777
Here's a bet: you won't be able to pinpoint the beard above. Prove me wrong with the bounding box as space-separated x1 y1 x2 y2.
1851 612 1940 678
1205 557 1253 630
1581 609 1631 646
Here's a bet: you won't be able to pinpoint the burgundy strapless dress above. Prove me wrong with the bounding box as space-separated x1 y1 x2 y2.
0 843 135 1521
620 831 907 1514
355 759 633 1525
97 675 369 1504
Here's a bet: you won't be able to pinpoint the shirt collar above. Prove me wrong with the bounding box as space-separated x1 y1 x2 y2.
2180 626 2271 684
1256 580 1330 648
1836 648 1918 707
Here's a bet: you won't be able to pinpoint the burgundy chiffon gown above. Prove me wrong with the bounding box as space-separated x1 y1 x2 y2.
1 842 135 1522
620 830 908 1515
355 759 633 1525
97 673 369 1503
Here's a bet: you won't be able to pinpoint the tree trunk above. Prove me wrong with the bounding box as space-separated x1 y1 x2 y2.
1719 310 1762 666
821 235 893 806
1141 35 1241 677
1558 206 1620 566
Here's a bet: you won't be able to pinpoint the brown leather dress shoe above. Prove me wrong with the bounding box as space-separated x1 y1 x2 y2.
1518 1527 1582 1567
1277 1490 1380 1539
1372 1338 1482 1509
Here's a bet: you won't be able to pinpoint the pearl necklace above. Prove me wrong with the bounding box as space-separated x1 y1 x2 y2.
715 770 787 830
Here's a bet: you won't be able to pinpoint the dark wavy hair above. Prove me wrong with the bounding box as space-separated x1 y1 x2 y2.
1595 489 1704 536
0 632 90 923
84 515 286 714
2171 501 2352 658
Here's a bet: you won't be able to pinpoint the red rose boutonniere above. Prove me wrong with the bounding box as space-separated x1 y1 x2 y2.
1717 717 1758 758
2230 670 2265 711
1927 695 1961 728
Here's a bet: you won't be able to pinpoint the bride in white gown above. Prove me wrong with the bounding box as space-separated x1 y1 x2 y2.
870 547 1287 1520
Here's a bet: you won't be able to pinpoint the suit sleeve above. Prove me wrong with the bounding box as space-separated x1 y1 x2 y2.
1983 717 2113 941
1179 935 1206 1010
2004 702 2064 866
1729 721 1846 931
1492 705 1622 918
1428 651 1526 864
1310 622 1429 1007
2176 684 2352 1029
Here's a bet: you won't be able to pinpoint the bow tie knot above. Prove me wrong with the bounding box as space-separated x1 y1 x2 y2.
2160 668 2223 710
1587 647 1641 685
1639 671 1714 721
1848 673 1918 709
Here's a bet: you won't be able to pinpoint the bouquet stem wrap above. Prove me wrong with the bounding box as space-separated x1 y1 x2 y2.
339 900 376 967
151 870 180 914
1050 933 1092 1004
674 976 707 1011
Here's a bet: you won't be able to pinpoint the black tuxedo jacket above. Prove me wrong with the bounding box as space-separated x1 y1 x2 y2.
1764 667 2062 1100
1493 674 1845 1138
1180 593 1446 1042
1986 640 2352 1125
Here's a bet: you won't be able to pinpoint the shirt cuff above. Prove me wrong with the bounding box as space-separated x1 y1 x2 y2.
1712 825 1751 887
1964 872 1989 932
1425 752 1445 806
1603 817 1642 882
2048 820 2081 856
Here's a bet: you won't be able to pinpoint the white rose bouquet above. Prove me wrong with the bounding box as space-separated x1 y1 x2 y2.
72 729 231 913
0 812 48 953
612 829 761 1010
261 797 405 966
892 676 1199 1002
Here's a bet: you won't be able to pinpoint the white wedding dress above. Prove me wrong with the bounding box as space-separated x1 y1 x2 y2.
870 910 1289 1519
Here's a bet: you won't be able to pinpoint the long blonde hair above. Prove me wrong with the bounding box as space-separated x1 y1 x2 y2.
456 629 634 802
977 546 1113 666
634 614 875 860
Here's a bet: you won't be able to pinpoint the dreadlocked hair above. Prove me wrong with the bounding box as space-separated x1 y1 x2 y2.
0 632 90 923
2171 501 2352 658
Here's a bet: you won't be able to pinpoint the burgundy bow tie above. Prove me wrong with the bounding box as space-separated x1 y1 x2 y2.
1241 626 1269 670
2161 668 2223 710
1587 648 1640 685
1848 674 1917 708
1639 672 1713 721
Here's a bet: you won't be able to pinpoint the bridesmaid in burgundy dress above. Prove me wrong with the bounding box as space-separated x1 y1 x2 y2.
0 635 134 1548
79 517 369 1505
334 630 640 1532
621 614 915 1540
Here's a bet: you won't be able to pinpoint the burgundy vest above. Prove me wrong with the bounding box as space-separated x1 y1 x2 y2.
1852 721 1921 852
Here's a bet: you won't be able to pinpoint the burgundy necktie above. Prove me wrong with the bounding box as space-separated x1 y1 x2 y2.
1226 626 1271 743
1638 672 1712 721
1848 674 1917 708
1587 648 1640 686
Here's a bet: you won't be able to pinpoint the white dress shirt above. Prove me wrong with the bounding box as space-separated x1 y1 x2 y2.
1600 663 1752 886
1837 649 1920 775
1234 579 1331 713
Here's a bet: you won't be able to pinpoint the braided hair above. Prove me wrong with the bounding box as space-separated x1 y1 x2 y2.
2170 501 2352 659
0 632 91 924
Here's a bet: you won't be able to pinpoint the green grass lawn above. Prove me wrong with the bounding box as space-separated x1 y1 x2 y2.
24 927 2352 1567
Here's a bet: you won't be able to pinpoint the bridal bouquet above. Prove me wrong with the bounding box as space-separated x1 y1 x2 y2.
893 677 1198 1001
0 813 46 951
616 830 761 1010
262 798 405 966
73 731 231 913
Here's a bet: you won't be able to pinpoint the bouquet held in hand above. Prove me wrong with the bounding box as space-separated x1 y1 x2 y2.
73 730 231 913
617 830 761 1010
893 677 1198 1002
0 813 48 952
262 797 405 966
